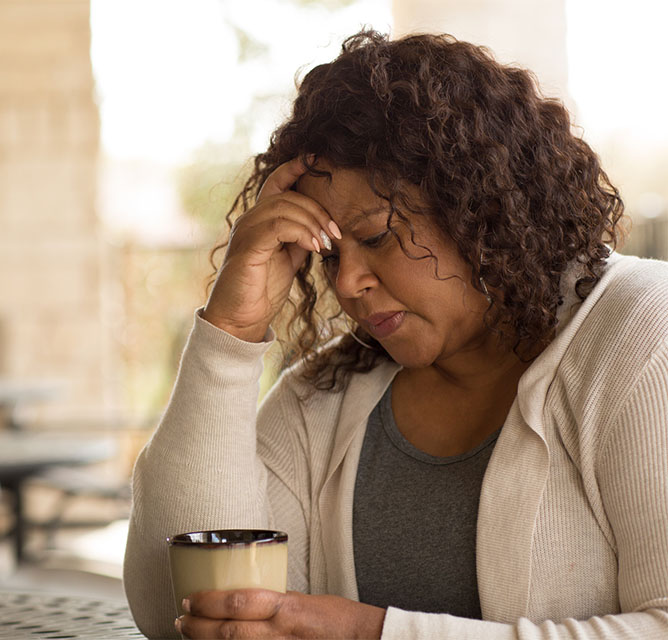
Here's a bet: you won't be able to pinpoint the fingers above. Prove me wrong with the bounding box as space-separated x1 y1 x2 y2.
252 157 342 252
235 211 322 257
177 589 284 639
257 156 312 200
177 615 275 639
189 588 283 620
235 192 339 255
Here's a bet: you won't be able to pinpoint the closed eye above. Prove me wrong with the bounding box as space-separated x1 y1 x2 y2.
360 230 389 248
320 230 389 278
320 253 339 273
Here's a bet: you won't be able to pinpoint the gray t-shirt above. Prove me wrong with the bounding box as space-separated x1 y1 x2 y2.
353 384 500 618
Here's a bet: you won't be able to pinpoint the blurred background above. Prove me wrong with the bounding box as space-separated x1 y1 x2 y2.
0 0 666 600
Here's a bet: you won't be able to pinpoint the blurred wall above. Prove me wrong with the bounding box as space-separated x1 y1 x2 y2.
392 0 571 111
0 0 117 423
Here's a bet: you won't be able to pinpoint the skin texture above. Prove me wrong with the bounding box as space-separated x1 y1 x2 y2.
194 158 532 638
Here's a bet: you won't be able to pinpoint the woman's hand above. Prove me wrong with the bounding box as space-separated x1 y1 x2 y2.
175 589 386 639
202 157 340 342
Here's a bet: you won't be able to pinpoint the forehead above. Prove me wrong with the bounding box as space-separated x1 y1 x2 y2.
296 166 389 229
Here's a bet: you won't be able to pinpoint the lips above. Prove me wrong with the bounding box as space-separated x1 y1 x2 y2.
362 311 406 339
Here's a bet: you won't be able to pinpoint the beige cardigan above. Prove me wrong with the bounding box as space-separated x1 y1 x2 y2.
125 253 668 639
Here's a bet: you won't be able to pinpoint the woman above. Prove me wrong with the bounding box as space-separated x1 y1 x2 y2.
124 31 668 639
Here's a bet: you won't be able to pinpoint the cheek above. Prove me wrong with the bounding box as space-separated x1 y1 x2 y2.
336 296 356 320
386 261 441 302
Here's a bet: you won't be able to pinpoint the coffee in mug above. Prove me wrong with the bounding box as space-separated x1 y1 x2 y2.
167 529 288 616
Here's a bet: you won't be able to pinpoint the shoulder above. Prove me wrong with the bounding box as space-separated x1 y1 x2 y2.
600 253 668 306
567 253 668 366
551 254 668 433
540 256 668 464
584 254 668 349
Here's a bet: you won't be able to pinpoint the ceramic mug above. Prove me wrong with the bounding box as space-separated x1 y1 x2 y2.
167 529 288 616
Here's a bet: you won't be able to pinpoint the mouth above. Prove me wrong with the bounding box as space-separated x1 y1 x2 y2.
362 311 406 339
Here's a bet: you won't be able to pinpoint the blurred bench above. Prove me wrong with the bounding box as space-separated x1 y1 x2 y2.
29 466 130 536
0 432 119 563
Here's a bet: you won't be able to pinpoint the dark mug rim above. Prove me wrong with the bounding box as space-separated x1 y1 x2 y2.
167 529 288 547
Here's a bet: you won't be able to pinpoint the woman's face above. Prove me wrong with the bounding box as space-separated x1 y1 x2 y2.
297 164 492 370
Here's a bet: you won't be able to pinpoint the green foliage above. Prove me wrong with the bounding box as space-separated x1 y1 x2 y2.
176 137 252 236
230 24 270 63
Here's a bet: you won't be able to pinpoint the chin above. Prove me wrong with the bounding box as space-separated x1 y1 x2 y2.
384 346 436 370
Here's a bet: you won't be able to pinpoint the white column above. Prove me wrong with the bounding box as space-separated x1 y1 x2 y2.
0 0 118 423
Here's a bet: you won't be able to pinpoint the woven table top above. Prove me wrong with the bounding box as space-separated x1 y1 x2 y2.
0 590 145 639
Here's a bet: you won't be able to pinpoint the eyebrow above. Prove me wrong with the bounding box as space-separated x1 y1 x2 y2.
341 206 390 232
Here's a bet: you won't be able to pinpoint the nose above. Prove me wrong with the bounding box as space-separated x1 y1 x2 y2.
334 250 379 299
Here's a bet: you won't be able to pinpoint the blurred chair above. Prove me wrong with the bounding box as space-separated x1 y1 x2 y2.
27 465 131 556
0 429 122 564
0 379 65 431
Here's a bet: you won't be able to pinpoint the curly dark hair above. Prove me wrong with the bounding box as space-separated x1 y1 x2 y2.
211 29 626 391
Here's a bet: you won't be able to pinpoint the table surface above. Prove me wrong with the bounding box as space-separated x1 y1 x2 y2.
0 379 64 407
0 432 116 479
0 590 145 639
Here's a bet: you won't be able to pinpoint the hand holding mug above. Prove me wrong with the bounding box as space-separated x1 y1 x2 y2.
175 589 386 640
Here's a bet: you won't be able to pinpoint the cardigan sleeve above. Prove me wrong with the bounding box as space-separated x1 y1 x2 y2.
381 339 668 640
123 311 308 639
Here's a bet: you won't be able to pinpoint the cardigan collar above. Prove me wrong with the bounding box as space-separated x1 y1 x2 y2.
478 251 636 620
517 250 629 435
319 358 399 599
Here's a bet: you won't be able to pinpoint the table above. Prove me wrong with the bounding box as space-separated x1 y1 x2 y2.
0 590 145 638
0 433 117 563
0 379 64 430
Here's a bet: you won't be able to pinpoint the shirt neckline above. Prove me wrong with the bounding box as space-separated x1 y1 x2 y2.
379 384 502 465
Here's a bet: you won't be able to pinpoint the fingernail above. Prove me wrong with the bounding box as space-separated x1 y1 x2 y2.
319 229 332 251
312 237 321 253
328 220 342 240
174 617 182 631
182 598 191 613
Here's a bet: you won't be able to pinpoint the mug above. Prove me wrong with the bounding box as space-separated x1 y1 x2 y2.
167 529 288 616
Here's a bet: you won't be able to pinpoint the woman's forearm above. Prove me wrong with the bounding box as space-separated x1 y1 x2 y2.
381 607 668 640
124 310 274 639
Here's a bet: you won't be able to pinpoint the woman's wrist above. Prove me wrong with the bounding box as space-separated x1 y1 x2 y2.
199 307 272 344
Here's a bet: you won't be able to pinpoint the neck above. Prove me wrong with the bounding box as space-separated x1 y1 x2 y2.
391 340 536 457
426 331 535 392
